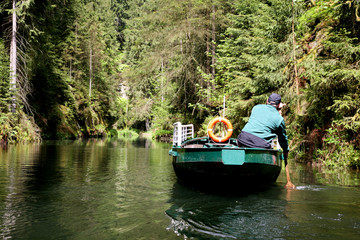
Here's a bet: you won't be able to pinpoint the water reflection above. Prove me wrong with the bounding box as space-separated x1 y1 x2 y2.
0 139 176 239
285 185 360 239
166 182 360 239
1 140 360 240
285 162 360 187
166 183 287 239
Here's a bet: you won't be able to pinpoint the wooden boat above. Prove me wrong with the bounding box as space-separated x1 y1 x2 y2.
168 121 284 189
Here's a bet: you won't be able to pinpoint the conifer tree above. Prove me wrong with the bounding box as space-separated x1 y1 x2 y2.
216 0 293 131
123 0 230 129
0 0 35 114
0 39 10 112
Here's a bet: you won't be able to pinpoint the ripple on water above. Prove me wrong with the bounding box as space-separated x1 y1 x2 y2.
1 141 360 240
295 185 326 191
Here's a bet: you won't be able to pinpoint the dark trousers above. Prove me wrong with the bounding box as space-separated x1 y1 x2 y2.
237 131 271 149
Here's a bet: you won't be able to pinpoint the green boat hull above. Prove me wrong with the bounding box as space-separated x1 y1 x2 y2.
169 138 283 188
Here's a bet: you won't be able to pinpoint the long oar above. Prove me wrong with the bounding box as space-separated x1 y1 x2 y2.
284 152 295 189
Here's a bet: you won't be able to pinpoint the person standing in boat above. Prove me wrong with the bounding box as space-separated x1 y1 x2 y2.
237 93 295 189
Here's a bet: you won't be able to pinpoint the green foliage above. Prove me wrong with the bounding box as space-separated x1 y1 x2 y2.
0 39 41 143
0 112 41 143
293 0 360 156
329 94 360 132
151 102 173 131
216 0 293 131
111 96 129 129
316 127 360 169
0 39 10 113
153 129 172 140
123 0 232 128
1 0 360 179
117 128 139 139
297 0 337 36
10 0 125 139
197 115 215 137
108 129 118 138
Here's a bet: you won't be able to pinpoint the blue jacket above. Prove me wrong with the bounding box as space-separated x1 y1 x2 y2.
242 104 289 152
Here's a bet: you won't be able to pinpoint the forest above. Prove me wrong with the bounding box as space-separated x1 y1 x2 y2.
0 0 359 169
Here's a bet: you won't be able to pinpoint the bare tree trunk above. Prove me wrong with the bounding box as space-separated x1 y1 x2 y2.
292 0 298 94
211 3 216 86
206 16 210 103
89 45 92 98
180 39 183 54
9 0 17 113
74 22 78 81
161 59 164 103
206 35 210 75
145 118 150 132
292 0 300 112
69 59 72 80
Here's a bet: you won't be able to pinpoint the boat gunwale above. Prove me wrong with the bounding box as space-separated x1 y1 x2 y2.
172 146 282 153
176 137 282 153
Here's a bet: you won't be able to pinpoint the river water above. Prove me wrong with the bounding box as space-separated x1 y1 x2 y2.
0 139 359 239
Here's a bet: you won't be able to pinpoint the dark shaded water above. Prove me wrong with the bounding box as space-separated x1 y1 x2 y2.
0 139 359 239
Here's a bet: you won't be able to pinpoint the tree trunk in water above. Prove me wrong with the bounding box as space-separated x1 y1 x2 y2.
9 0 17 113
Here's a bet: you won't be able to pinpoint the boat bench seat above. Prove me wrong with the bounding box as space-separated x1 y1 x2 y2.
183 144 204 148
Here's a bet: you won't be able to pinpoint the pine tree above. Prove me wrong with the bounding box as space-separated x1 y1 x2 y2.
123 0 231 130
216 0 294 132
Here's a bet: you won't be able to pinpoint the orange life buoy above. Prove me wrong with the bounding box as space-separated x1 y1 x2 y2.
207 117 233 143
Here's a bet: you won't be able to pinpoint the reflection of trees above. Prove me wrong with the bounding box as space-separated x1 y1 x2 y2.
0 139 175 239
0 166 18 238
0 144 41 238
278 160 360 186
312 164 360 186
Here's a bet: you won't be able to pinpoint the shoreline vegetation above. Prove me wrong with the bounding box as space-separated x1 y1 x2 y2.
1 0 360 171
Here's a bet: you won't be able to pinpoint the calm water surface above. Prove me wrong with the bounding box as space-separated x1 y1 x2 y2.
0 139 359 239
